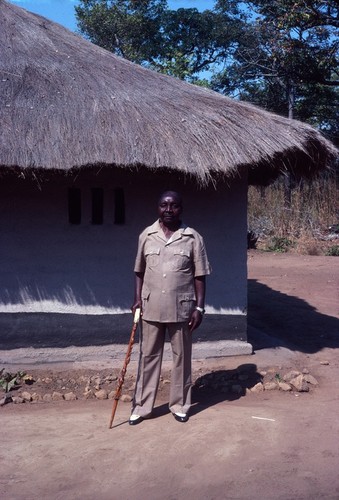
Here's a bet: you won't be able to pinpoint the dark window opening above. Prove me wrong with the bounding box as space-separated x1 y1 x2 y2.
114 188 125 224
68 188 81 224
92 188 104 225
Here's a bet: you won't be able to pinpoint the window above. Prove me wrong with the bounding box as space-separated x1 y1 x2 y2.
114 188 125 224
91 188 104 225
68 188 81 224
68 187 125 225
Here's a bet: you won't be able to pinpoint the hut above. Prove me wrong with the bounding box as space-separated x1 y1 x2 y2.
0 0 336 360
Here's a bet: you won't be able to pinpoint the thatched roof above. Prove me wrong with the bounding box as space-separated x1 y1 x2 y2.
0 0 337 185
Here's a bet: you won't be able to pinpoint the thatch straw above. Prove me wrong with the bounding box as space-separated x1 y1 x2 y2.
0 0 337 185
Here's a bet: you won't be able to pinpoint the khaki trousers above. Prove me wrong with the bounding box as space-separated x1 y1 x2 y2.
132 320 192 417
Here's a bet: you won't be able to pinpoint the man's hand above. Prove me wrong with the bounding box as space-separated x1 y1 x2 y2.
131 272 144 316
131 301 142 316
188 309 203 332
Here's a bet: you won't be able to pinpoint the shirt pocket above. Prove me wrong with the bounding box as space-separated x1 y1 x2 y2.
141 285 150 308
178 292 196 318
145 247 160 268
171 248 191 271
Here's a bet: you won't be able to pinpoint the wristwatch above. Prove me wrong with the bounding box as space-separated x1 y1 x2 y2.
195 306 205 315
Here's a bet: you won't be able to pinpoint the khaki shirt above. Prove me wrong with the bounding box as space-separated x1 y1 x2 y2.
134 220 211 322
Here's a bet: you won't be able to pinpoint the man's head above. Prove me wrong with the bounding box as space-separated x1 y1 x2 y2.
158 191 183 228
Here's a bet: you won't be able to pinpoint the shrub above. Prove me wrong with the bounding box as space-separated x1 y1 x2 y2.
265 236 294 253
325 245 339 256
248 171 338 254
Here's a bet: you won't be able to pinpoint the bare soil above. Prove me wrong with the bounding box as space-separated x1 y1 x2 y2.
1 251 339 500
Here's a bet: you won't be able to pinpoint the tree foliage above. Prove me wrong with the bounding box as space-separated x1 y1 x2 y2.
213 0 338 142
75 0 167 64
75 0 339 142
76 0 245 82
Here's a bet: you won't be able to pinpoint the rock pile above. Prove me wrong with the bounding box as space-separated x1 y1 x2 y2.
194 366 319 396
0 363 322 406
0 371 135 406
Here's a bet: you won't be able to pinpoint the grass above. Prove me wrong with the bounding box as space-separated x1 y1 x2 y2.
248 171 338 255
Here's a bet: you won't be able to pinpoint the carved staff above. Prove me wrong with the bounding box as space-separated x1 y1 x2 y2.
108 308 141 429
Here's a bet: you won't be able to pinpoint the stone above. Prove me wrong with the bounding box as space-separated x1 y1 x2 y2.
31 393 42 402
12 396 24 404
162 379 171 385
320 361 329 365
21 391 32 402
105 375 118 383
64 392 77 401
0 394 12 405
251 383 264 393
289 375 309 392
302 368 310 375
108 391 116 399
264 382 278 391
43 393 53 402
303 374 318 385
283 370 301 382
52 391 64 401
83 389 94 400
278 382 292 392
95 389 108 400
120 394 133 403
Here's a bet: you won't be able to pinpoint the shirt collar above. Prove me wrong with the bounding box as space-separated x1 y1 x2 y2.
147 219 193 237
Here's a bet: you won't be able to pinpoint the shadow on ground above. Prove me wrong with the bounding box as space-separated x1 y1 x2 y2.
191 363 263 416
248 279 339 354
150 363 262 419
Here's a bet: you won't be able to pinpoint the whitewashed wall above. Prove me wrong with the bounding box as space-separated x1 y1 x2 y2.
0 168 251 355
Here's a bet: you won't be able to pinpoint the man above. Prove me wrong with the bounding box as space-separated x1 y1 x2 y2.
129 191 211 425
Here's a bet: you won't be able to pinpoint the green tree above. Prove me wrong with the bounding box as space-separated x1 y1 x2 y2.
153 7 244 82
75 0 244 83
213 0 339 142
75 0 167 64
76 0 338 142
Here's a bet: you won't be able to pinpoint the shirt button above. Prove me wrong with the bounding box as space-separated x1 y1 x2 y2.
162 290 165 294
163 273 166 278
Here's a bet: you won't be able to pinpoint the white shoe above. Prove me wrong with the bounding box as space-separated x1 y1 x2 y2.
173 412 189 423
129 414 144 425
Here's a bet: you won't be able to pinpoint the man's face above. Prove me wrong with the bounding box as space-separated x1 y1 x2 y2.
158 193 182 226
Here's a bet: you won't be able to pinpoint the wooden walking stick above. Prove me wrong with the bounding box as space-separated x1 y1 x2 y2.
108 307 141 429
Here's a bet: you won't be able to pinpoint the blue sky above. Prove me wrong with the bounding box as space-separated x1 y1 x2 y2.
8 0 216 31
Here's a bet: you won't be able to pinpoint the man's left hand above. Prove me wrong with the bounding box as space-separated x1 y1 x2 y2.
188 309 203 332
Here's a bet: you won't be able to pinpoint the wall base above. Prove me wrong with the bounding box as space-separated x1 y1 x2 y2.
0 340 253 369
0 312 252 366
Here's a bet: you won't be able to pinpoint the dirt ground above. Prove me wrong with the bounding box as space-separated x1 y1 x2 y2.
1 251 339 500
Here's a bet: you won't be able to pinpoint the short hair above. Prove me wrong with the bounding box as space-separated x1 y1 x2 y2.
158 191 183 206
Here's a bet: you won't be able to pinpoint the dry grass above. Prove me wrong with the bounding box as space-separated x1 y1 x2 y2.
248 171 339 255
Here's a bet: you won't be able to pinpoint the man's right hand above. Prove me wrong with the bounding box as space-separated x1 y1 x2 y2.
131 301 142 316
